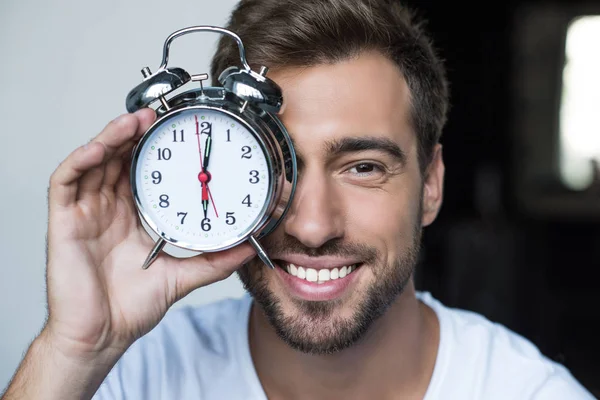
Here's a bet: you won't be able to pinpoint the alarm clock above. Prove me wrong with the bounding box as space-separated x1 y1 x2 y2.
125 26 297 270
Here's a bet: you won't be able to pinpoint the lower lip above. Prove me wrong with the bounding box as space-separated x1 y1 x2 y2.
274 264 362 301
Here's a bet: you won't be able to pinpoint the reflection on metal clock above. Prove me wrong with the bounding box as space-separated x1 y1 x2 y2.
126 25 297 270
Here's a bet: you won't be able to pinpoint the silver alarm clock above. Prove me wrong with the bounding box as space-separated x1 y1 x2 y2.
125 26 297 270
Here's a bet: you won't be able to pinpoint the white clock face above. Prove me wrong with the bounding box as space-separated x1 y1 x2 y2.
133 107 271 250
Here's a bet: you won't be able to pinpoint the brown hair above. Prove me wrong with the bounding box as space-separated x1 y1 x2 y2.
211 0 450 173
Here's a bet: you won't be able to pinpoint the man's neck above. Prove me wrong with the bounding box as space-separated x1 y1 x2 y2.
248 284 440 400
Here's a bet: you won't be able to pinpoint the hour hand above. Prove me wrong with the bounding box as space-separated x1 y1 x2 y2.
202 199 208 219
201 179 209 219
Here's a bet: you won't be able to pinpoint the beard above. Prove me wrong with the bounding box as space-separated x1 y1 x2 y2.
237 216 423 355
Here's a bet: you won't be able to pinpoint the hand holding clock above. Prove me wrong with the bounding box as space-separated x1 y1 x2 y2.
3 111 256 400
4 24 291 399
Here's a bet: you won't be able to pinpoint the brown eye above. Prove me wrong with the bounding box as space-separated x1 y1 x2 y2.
348 163 382 176
355 163 374 173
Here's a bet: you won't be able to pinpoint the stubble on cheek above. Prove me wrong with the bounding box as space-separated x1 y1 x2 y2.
236 244 414 355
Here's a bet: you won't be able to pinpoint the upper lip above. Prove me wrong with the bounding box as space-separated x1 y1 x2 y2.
275 254 362 270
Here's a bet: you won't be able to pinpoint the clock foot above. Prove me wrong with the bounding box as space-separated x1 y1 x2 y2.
142 238 167 270
248 235 275 270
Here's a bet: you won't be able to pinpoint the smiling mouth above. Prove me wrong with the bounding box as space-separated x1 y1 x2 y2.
276 262 362 284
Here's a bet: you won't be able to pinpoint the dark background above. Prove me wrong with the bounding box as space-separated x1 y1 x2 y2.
405 0 600 396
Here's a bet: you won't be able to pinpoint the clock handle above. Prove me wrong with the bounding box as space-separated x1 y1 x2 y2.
158 26 251 72
158 25 283 114
126 26 254 113
248 236 276 270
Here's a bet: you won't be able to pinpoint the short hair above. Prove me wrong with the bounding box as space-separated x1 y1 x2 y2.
211 0 450 173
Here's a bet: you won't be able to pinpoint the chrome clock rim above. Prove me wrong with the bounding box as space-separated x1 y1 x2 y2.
130 104 277 252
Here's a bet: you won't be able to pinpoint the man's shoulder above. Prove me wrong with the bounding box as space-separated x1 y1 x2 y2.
158 294 251 335
141 294 251 357
418 292 595 399
93 295 255 400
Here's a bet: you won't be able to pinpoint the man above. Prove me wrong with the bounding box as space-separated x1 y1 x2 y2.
2 0 595 399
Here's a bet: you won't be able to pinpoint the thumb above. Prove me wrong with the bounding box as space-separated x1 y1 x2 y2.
167 242 257 302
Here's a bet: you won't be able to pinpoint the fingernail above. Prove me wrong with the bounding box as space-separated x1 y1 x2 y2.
134 108 155 120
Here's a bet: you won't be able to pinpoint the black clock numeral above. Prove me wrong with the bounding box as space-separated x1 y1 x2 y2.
242 194 252 207
226 129 231 142
157 148 171 160
201 122 212 135
177 212 188 224
249 170 260 184
151 171 162 184
172 129 184 142
159 194 170 208
241 146 252 159
226 212 236 225
201 218 212 231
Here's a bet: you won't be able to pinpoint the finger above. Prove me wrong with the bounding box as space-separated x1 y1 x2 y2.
77 164 107 199
100 156 124 192
114 108 156 159
75 111 145 200
115 160 133 198
132 108 157 140
49 142 107 208
49 109 156 209
88 113 141 160
110 109 156 196
108 109 156 189
168 243 257 302
114 139 136 160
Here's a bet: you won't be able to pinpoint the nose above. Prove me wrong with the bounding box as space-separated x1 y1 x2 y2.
283 168 345 248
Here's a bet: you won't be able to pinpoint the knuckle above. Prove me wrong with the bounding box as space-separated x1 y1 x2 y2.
111 114 137 130
110 113 128 125
49 168 61 186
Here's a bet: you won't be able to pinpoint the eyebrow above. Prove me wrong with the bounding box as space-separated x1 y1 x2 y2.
324 136 407 165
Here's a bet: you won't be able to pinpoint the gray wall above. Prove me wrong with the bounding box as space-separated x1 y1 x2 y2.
0 0 245 390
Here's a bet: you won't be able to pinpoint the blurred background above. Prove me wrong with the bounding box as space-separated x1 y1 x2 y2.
0 0 598 396
407 0 600 396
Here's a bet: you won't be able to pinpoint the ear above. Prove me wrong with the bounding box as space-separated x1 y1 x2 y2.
421 144 445 227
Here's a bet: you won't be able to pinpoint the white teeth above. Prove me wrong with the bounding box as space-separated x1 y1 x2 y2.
318 269 330 281
297 266 306 279
285 263 358 282
330 268 339 279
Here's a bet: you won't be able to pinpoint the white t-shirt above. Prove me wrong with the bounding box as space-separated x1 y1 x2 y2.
93 292 595 399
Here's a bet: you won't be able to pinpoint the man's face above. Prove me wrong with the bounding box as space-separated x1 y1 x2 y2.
238 51 443 354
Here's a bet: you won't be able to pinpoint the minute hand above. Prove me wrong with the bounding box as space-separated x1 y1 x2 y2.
202 134 212 170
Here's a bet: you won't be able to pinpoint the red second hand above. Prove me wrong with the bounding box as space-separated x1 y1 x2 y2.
206 185 219 218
